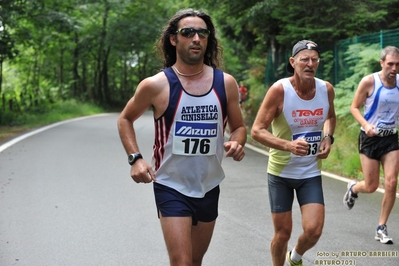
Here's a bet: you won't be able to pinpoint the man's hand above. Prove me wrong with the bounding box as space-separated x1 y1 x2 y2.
224 141 245 161
130 160 155 183
290 138 309 156
363 123 377 137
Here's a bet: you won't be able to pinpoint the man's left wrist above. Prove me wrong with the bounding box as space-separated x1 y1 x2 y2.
323 134 334 144
128 153 143 165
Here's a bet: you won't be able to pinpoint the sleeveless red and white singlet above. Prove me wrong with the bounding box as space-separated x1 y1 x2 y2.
152 67 228 197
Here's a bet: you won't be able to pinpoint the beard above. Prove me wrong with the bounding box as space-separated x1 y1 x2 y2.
176 44 206 65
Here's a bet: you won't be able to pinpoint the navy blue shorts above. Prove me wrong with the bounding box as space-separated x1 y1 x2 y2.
153 182 220 225
358 131 399 160
268 173 324 213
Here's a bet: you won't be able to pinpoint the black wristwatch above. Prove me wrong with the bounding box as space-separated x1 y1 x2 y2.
128 153 143 165
323 134 334 144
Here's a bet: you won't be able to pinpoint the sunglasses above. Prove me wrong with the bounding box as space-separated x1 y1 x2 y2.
175 28 210 39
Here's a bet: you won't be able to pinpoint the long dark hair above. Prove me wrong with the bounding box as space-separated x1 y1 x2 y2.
156 8 223 69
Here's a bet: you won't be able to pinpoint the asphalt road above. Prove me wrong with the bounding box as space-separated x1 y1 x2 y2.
0 112 398 266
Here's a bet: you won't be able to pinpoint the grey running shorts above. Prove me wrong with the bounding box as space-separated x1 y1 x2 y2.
358 131 399 160
153 182 220 225
268 173 324 213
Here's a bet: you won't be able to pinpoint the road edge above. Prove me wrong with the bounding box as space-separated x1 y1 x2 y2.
1 114 397 198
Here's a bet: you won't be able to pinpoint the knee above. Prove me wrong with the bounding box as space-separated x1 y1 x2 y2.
384 176 398 192
363 182 379 193
304 225 323 242
169 254 191 266
274 229 292 243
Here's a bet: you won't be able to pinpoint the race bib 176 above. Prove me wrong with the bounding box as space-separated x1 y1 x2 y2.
172 121 218 156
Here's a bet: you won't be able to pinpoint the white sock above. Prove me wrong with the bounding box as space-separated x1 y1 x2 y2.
291 247 302 262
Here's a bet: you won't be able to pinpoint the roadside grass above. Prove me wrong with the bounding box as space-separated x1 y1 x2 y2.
0 99 105 143
322 116 363 180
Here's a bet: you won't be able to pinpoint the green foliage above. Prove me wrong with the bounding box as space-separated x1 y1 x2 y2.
334 88 355 119
334 43 381 117
316 50 334 83
1 0 399 185
322 115 362 178
1 0 169 118
2 0 399 117
0 99 104 127
341 43 381 86
272 0 394 47
238 68 268 132
0 0 24 61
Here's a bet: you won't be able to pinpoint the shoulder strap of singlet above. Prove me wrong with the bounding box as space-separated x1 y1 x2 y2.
364 73 384 120
163 66 183 106
212 68 227 118
159 67 183 131
314 77 326 89
280 78 290 89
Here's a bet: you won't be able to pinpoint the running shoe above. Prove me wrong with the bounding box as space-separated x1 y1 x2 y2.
343 181 358 210
375 224 393 244
286 251 303 266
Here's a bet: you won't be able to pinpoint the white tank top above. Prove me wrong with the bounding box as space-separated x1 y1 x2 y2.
268 78 330 179
152 68 227 197
362 73 399 137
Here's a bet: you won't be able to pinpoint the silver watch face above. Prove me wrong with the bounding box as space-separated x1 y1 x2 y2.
128 154 135 163
128 153 142 165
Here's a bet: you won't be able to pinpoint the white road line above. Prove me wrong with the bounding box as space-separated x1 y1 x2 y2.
0 114 111 153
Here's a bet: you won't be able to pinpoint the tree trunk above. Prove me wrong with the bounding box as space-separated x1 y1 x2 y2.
72 31 81 99
0 57 4 114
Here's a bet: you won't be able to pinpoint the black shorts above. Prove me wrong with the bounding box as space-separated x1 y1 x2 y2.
358 131 399 160
268 173 324 213
153 182 220 225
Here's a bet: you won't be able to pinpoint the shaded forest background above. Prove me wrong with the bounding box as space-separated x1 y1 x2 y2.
1 0 399 121
1 0 399 180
